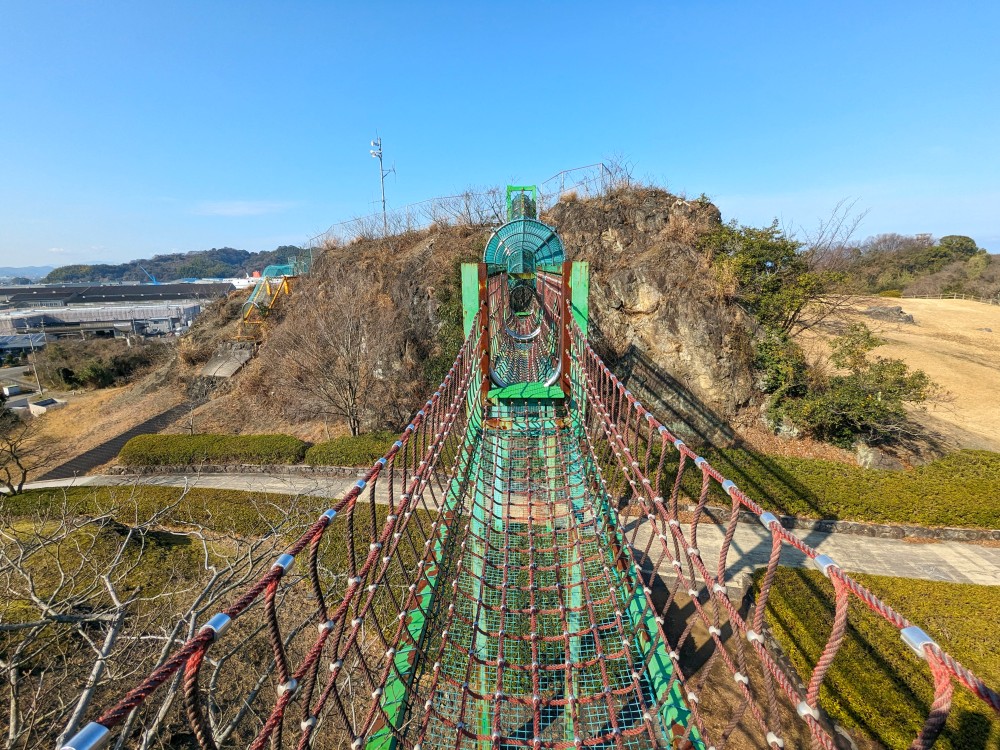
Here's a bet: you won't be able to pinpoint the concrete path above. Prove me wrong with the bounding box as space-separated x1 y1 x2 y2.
625 516 1000 589
25 472 364 498
24 474 1000 588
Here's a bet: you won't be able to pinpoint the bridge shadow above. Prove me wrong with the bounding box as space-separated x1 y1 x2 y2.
585 327 997 746
597 334 839 521
608 342 737 449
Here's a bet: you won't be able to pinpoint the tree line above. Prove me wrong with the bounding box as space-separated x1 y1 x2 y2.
43 245 306 284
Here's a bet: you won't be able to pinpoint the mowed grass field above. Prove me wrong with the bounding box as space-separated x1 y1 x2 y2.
757 569 1000 750
679 448 1000 529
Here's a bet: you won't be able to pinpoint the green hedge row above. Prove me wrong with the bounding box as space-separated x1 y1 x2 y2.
756 568 1000 749
305 431 398 467
118 434 308 466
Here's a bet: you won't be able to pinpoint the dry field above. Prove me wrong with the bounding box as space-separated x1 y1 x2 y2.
32 383 186 472
801 297 1000 452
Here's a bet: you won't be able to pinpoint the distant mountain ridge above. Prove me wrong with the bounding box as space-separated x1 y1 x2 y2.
0 266 55 280
42 246 306 283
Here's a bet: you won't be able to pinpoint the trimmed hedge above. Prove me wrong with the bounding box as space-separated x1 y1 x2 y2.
305 431 398 467
118 434 308 466
677 449 1000 529
756 569 1000 749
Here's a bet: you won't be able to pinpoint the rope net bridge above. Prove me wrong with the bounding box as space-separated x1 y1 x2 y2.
62 196 999 750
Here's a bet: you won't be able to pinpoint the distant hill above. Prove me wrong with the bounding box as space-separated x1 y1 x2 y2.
0 265 55 280
843 233 999 299
43 246 306 283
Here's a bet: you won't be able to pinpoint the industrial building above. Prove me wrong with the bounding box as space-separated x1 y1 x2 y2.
0 333 47 356
0 302 203 337
0 281 233 308
0 281 235 339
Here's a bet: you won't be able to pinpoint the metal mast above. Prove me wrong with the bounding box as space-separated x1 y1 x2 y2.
369 135 393 235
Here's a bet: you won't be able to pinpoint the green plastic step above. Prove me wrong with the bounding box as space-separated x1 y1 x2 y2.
487 383 565 401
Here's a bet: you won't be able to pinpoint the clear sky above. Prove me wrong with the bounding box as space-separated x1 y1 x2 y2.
1 1 998 266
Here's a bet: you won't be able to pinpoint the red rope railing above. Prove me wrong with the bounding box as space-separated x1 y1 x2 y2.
572 320 1000 749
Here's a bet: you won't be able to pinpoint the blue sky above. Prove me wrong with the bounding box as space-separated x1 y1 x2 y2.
1 1 998 266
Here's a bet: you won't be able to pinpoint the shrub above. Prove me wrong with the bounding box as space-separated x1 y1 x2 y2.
34 339 168 389
754 331 808 399
305 431 398 467
776 323 935 447
877 289 903 297
703 219 846 335
118 434 307 466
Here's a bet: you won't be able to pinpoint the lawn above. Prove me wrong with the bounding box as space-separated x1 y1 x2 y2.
756 569 1000 749
676 448 1000 529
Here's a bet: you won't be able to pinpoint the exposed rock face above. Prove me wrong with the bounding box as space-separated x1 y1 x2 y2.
227 189 756 444
547 190 754 441
863 305 915 324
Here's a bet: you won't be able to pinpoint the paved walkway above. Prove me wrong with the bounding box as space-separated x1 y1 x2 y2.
26 472 363 497
24 474 1000 587
625 517 1000 589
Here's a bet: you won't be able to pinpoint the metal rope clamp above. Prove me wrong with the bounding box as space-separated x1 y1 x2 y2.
758 511 779 530
202 613 232 638
61 723 110 750
811 554 839 578
900 625 937 660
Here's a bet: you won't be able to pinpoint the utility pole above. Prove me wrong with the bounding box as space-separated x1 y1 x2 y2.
27 334 43 395
369 135 394 236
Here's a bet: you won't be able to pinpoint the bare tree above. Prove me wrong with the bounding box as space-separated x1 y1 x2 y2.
800 197 869 273
860 232 935 256
1 485 330 749
779 198 871 335
271 277 402 436
0 410 59 496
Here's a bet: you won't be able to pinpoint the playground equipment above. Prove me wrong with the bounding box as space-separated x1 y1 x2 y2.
237 255 312 340
62 191 999 750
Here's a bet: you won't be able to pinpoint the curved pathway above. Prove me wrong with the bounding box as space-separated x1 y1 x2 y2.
23 473 1000 588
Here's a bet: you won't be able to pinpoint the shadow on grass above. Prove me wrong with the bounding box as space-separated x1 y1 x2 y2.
759 569 998 750
607 340 840 521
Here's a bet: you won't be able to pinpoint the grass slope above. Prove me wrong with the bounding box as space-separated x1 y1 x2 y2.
757 569 1000 749
685 448 1000 529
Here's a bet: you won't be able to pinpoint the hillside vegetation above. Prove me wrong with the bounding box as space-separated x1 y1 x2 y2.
43 245 305 283
179 187 754 444
844 233 998 298
42 186 998 466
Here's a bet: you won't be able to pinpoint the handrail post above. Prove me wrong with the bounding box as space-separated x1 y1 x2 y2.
478 263 490 404
559 261 572 395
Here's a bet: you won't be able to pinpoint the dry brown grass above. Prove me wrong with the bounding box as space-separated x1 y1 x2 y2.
799 297 1000 452
31 383 185 473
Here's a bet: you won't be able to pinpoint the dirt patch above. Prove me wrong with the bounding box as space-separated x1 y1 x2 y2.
801 297 1000 452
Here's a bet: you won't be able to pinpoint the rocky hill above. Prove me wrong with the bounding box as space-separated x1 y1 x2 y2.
547 191 753 437
177 188 754 444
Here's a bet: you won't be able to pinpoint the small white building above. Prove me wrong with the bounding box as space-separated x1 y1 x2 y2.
29 397 66 416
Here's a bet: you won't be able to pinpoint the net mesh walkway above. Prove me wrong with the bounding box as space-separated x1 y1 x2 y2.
408 400 693 750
